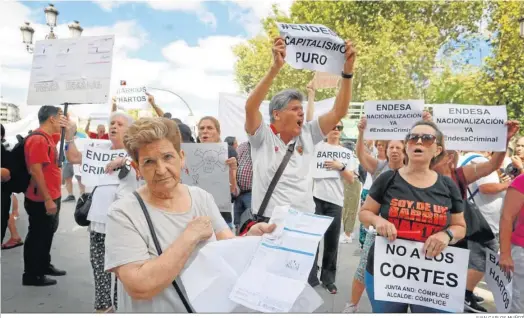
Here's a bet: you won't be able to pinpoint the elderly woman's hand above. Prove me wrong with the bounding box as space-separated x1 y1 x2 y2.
65 118 77 141
105 157 126 174
184 216 213 243
246 223 277 236
423 231 450 258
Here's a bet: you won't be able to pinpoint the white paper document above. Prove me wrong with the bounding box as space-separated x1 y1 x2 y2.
229 205 333 312
180 236 323 313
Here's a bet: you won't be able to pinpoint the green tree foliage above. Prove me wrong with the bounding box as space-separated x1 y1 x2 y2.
233 0 484 102
479 1 524 123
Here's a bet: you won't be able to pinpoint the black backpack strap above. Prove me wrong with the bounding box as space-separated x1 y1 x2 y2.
132 191 194 313
27 131 52 156
257 142 295 217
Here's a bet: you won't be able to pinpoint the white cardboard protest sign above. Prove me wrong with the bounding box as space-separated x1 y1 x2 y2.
485 249 513 313
312 142 356 179
181 143 231 213
364 100 424 140
81 144 127 186
115 86 149 110
433 105 507 152
374 237 469 313
276 23 345 75
27 35 114 105
312 71 340 89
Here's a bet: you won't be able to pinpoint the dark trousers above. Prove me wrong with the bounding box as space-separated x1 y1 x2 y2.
1 192 11 242
233 191 252 226
23 197 61 276
308 197 342 285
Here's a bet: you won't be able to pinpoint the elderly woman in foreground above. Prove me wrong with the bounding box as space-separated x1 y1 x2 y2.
104 117 275 313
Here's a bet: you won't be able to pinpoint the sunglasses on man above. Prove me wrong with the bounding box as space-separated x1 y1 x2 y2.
333 125 344 131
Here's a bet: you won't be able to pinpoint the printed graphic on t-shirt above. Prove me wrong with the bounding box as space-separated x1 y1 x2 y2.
387 198 449 241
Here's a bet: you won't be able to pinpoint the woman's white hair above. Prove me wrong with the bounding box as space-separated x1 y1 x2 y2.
109 111 134 126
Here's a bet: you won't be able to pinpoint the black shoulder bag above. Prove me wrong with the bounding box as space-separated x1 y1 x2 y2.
238 143 296 235
132 191 194 313
74 187 97 227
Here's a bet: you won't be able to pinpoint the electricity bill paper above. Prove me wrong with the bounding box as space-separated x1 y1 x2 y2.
229 205 333 312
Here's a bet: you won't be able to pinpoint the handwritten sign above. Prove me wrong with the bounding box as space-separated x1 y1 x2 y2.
27 35 114 105
276 23 345 75
81 144 127 186
485 249 512 313
311 71 340 89
312 142 356 179
364 100 424 140
115 86 148 110
181 143 231 212
374 237 469 313
433 105 507 151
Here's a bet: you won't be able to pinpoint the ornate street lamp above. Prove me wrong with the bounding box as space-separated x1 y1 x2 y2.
68 20 83 38
519 16 524 38
44 3 59 39
20 3 82 53
20 21 35 53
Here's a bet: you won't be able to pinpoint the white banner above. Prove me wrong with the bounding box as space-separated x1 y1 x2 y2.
433 105 507 152
485 249 513 313
27 35 114 105
312 143 356 179
218 93 335 143
276 23 345 75
115 86 149 110
374 237 469 313
181 143 231 212
364 100 424 140
81 145 127 186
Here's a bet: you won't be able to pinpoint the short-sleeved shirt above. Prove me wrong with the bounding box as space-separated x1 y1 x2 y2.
104 185 229 312
248 120 324 216
24 129 61 201
460 153 505 234
312 142 358 207
88 132 109 140
510 175 524 247
366 170 464 275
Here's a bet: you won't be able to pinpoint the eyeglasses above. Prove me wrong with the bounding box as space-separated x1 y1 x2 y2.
407 133 437 147
333 125 344 131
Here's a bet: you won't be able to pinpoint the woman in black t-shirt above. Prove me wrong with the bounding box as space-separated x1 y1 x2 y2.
359 120 466 313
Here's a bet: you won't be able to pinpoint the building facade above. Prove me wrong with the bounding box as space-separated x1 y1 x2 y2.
0 102 21 123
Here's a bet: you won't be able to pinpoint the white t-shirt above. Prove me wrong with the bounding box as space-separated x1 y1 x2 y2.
248 120 324 216
312 142 357 207
460 153 505 234
104 185 229 313
87 143 138 234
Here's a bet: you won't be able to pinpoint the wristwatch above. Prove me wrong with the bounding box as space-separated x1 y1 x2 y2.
339 163 347 172
445 228 454 243
341 72 353 79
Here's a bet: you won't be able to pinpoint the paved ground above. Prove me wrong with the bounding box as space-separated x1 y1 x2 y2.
1 189 496 313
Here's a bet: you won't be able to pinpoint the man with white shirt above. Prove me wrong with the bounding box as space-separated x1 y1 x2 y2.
308 121 357 294
243 37 356 223
459 151 511 313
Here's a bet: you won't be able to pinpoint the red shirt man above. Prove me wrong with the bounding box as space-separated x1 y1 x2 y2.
24 130 61 202
85 118 109 139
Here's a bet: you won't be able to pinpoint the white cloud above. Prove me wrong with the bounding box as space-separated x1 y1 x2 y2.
162 36 245 71
92 0 217 28
1 1 242 122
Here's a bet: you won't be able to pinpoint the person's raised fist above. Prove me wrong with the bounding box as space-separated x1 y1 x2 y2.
271 37 286 70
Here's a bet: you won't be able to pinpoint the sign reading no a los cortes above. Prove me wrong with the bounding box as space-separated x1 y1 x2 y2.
276 23 345 75
374 237 469 313
433 105 507 152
